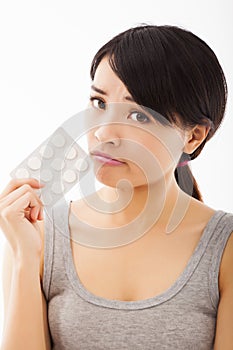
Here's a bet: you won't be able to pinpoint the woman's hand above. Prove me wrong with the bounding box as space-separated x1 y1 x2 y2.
0 178 45 259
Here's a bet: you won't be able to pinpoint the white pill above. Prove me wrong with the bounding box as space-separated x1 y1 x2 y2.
63 169 77 183
39 145 54 159
51 158 65 171
51 134 66 147
15 168 30 178
75 158 88 171
66 146 77 160
40 169 53 182
28 156 41 170
52 181 64 194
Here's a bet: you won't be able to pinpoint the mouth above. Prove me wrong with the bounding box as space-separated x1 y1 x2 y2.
90 151 126 166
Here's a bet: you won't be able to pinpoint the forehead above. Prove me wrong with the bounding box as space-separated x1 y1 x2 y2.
93 57 129 95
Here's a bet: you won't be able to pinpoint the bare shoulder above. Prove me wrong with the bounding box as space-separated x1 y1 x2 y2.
181 196 217 232
181 197 233 294
171 195 233 290
189 196 216 217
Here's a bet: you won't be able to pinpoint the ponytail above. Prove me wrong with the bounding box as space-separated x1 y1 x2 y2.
175 165 203 202
175 152 203 202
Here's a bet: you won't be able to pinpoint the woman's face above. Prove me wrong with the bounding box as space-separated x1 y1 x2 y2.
86 57 186 189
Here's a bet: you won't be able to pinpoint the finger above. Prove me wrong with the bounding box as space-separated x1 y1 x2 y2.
37 206 44 221
0 183 44 209
23 207 31 221
0 178 44 200
30 206 40 222
3 191 41 222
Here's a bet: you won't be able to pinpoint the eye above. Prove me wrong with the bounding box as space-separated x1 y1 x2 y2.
129 111 150 123
90 97 106 110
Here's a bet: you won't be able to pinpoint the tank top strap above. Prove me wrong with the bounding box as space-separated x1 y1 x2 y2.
42 199 71 300
207 211 233 308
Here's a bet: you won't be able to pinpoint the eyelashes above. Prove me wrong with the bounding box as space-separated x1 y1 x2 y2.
89 96 151 124
128 111 150 123
89 96 106 110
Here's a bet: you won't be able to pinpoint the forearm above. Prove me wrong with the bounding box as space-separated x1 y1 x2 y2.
1 258 47 350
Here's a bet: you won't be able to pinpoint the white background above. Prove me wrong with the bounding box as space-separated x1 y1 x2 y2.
0 0 232 341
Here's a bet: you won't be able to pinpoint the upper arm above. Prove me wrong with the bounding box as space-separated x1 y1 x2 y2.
1 220 51 350
214 232 233 349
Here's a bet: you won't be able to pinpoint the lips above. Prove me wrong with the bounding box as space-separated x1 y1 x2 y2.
90 151 125 164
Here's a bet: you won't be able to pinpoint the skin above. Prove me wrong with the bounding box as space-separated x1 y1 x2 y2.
68 56 220 301
1 56 233 350
71 56 214 233
68 57 233 348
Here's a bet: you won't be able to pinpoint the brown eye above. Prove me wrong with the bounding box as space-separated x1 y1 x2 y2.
90 97 106 110
129 111 150 123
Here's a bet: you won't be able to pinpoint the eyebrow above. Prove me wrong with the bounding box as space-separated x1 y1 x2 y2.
91 84 134 102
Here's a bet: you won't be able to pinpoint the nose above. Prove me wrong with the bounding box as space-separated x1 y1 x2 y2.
94 124 121 147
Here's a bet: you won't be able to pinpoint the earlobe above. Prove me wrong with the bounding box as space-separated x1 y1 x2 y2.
183 125 211 154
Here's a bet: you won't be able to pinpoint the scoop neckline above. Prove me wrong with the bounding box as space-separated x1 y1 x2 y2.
60 200 224 310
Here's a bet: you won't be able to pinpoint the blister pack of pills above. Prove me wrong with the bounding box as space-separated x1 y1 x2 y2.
10 126 90 207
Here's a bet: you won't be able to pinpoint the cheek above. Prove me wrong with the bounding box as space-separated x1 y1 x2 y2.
138 131 184 170
86 131 95 148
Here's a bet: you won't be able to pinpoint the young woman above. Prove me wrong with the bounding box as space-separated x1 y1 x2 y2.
1 24 233 350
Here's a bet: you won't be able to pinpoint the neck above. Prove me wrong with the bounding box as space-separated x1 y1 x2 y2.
97 173 190 233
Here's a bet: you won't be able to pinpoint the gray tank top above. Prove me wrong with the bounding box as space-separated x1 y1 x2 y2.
42 199 233 350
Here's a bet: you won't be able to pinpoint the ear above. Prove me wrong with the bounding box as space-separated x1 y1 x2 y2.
183 124 211 154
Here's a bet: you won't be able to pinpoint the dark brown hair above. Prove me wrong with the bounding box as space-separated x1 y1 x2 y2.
90 24 228 201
